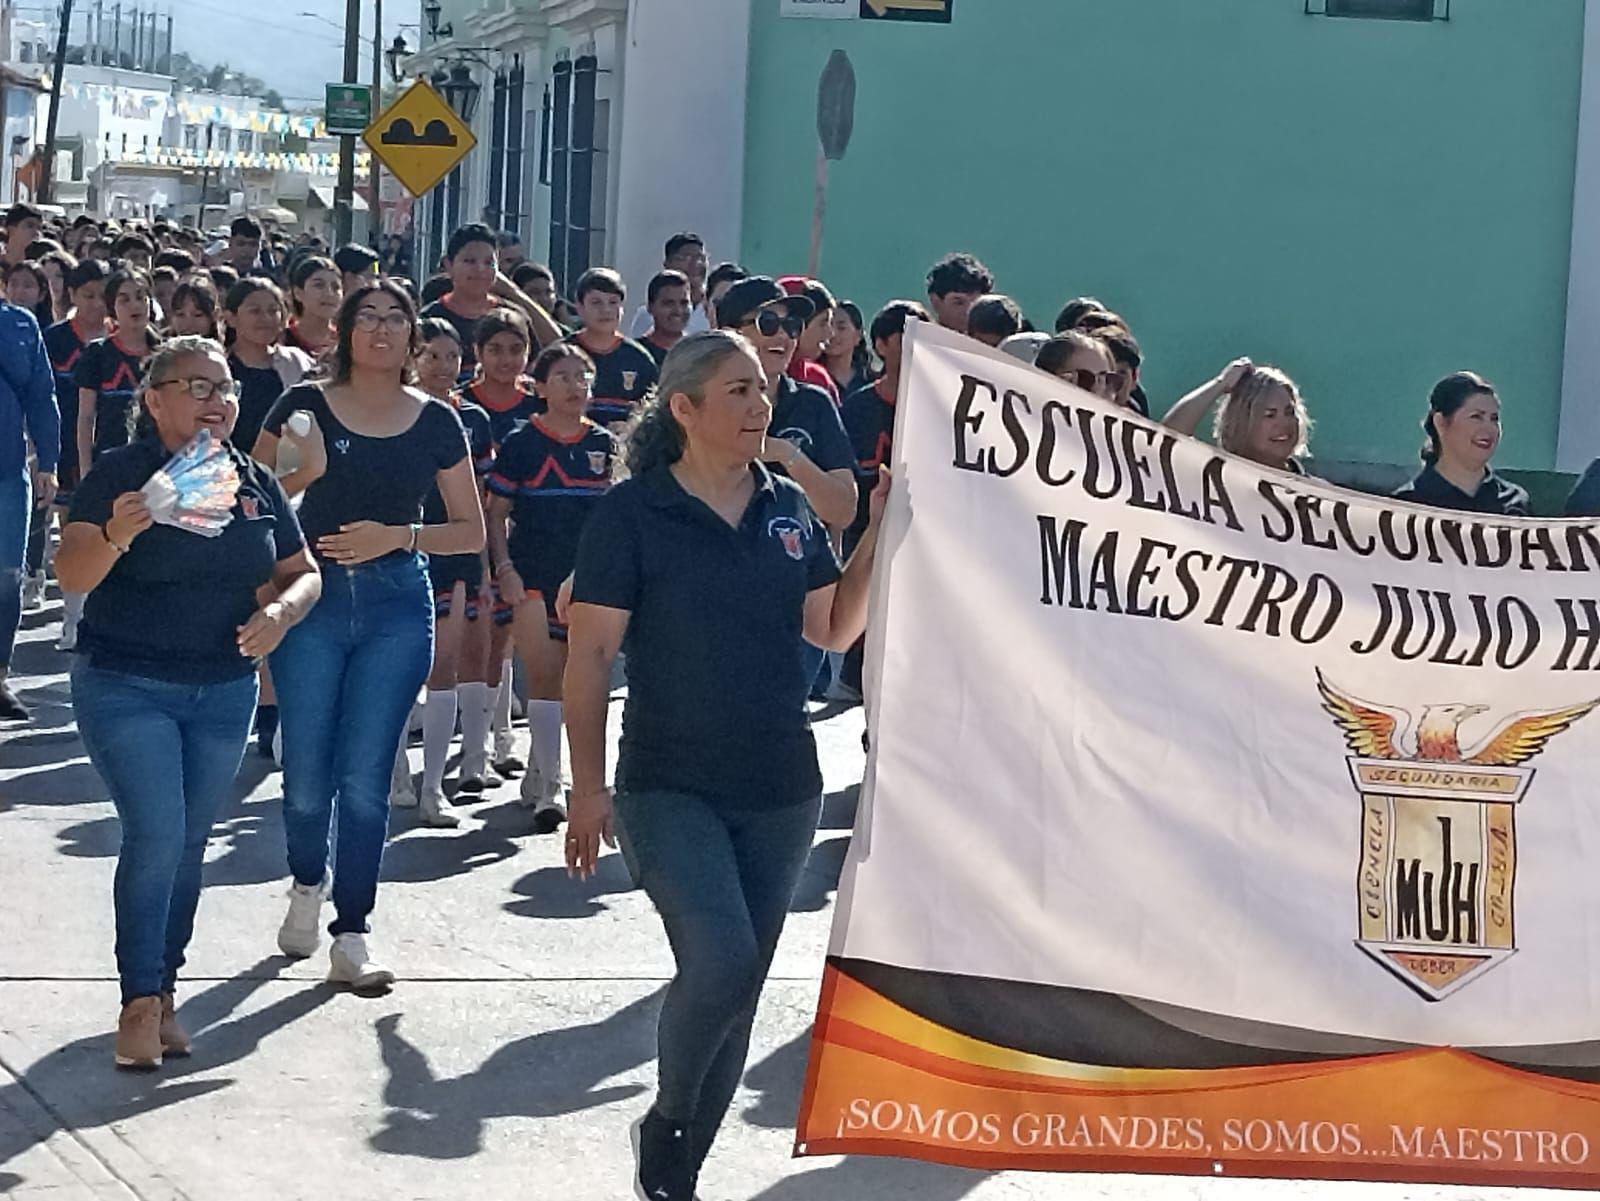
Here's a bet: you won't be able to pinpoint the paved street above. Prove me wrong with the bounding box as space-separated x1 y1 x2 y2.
0 593 1569 1200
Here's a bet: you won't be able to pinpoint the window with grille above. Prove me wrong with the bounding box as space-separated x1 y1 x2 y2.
545 54 604 295
1311 0 1446 19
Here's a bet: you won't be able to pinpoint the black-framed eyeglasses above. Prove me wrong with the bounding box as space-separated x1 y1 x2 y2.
156 377 239 401
745 309 803 339
353 309 413 333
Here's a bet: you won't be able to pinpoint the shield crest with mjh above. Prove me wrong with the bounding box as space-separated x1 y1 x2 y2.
1346 757 1526 1001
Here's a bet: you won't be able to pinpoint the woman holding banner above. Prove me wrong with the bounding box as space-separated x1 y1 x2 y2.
1394 371 1528 515
561 330 888 1201
1163 359 1313 474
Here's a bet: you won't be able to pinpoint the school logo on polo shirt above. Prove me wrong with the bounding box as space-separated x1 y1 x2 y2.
1319 670 1600 1001
587 450 608 475
773 426 814 452
240 493 261 520
767 515 806 561
621 370 637 391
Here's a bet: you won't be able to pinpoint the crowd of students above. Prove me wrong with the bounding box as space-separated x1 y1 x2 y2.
0 195 1585 1200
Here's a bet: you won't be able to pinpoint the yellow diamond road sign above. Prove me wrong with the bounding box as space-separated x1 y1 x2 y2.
363 80 476 198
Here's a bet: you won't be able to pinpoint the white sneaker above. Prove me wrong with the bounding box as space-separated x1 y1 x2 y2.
21 573 45 611
327 933 395 990
55 625 77 653
277 880 324 958
455 753 502 796
390 753 418 808
517 765 545 809
418 785 460 828
492 728 525 774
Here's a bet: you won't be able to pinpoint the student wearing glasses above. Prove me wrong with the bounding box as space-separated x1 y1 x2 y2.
1034 331 1126 405
55 335 320 1068
254 282 486 991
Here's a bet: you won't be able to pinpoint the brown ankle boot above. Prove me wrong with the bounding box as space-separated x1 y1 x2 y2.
158 993 190 1057
115 996 162 1070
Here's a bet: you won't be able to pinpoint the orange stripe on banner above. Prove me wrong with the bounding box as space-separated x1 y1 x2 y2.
795 966 1600 1189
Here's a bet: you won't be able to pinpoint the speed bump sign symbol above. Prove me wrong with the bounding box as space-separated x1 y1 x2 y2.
363 80 477 197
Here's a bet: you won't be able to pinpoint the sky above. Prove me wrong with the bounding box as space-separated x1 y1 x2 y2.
172 0 413 103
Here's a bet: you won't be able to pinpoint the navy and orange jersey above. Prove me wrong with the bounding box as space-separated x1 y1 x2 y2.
841 376 895 547
459 380 542 449
73 334 152 461
422 399 495 525
563 330 657 429
44 319 94 479
283 321 329 360
486 415 616 594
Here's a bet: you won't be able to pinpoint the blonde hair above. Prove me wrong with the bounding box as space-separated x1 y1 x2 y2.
1213 366 1311 460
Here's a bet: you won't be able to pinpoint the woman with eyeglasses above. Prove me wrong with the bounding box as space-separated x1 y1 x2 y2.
1034 331 1127 406
253 281 485 990
55 335 320 1069
1163 359 1315 474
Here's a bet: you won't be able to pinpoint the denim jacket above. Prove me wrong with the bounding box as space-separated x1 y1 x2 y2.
0 301 59 479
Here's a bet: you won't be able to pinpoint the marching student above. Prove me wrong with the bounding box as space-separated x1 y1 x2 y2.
1394 371 1528 515
822 300 874 399
5 261 55 331
966 293 1024 348
841 300 929 549
166 278 220 340
628 232 712 339
564 267 658 434
486 341 614 832
398 317 497 826
1034 331 1125 404
924 251 994 334
775 276 840 404
421 223 563 381
459 308 540 447
1164 359 1313 473
75 268 160 489
254 281 484 989
284 255 342 358
638 270 692 369
54 335 319 1066
223 278 315 459
562 330 888 1200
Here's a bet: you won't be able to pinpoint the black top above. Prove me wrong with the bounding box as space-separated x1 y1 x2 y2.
572 463 842 809
423 399 494 525
69 436 305 684
419 297 483 380
563 331 658 429
769 375 855 483
1393 463 1529 516
44 319 91 482
261 383 470 556
842 377 896 547
228 353 285 456
639 333 676 370
459 380 541 449
486 416 615 593
74 335 151 461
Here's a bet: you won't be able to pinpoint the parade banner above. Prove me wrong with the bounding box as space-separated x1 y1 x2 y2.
796 320 1600 1188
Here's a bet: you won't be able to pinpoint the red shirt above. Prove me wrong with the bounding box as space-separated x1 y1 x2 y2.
788 355 840 405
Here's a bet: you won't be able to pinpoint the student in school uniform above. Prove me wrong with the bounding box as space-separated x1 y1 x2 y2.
563 267 658 434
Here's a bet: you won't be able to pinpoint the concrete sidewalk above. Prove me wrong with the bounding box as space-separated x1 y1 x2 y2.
0 594 1553 1200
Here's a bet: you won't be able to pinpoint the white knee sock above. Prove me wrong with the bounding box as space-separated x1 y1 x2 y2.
61 589 84 635
421 688 459 794
527 699 563 789
492 665 515 735
457 681 491 772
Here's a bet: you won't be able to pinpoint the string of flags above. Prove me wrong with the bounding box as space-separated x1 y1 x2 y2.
55 83 326 137
105 146 371 174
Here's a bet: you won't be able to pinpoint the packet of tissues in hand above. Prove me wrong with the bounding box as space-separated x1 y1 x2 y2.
139 428 241 538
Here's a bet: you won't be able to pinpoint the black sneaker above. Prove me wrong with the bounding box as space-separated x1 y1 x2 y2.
254 704 279 758
0 681 29 721
630 1109 693 1201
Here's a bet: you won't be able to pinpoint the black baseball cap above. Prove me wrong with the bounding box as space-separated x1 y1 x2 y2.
334 242 380 276
716 275 815 331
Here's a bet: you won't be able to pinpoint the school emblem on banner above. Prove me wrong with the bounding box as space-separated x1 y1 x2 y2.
1319 671 1598 1000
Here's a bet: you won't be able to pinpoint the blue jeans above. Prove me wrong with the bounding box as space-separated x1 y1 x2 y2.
71 662 258 1004
270 554 433 935
1 472 30 668
615 789 821 1167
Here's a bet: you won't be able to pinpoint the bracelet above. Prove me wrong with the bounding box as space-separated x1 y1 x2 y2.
570 785 610 803
102 524 130 555
408 522 422 553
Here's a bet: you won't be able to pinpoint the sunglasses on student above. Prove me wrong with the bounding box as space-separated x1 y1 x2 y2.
1062 369 1127 395
155 377 239 401
743 308 804 339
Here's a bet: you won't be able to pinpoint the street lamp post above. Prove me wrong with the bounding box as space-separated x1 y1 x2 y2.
368 0 382 239
334 0 361 245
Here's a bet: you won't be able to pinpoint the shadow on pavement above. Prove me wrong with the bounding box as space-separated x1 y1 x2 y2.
503 850 635 919
0 958 334 1181
750 1154 992 1199
368 985 665 1159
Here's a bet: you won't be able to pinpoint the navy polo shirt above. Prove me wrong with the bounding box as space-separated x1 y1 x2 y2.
769 375 854 479
69 436 306 684
572 462 842 809
1393 463 1529 516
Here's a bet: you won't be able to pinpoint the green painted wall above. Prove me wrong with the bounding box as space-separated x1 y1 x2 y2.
742 0 1585 470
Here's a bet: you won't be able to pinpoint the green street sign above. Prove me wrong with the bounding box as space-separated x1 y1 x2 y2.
325 83 374 135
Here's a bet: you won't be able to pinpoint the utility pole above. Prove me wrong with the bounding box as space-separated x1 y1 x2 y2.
333 0 360 244
368 0 382 242
110 2 119 66
93 0 102 64
197 121 213 226
39 0 75 204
